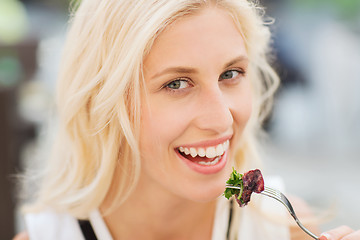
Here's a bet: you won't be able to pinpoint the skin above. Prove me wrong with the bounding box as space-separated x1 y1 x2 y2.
13 6 360 240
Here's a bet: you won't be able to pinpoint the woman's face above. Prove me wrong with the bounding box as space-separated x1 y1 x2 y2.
140 7 252 202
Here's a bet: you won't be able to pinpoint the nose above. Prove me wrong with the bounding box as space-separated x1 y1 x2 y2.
194 86 233 134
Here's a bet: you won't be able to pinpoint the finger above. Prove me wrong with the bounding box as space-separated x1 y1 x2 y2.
320 225 354 240
13 232 29 240
341 230 360 240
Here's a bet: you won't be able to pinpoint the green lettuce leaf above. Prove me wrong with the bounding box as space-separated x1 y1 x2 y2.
223 168 244 200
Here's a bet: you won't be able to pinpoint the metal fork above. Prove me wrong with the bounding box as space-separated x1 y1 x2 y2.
225 185 319 239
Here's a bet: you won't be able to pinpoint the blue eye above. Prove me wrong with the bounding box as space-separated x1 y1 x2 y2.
220 70 241 80
166 79 190 90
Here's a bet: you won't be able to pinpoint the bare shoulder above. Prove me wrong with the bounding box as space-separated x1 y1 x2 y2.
288 195 320 240
13 232 29 240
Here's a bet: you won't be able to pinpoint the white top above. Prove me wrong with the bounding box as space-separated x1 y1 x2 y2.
24 176 290 240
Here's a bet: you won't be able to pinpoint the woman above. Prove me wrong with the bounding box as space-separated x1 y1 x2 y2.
15 0 360 239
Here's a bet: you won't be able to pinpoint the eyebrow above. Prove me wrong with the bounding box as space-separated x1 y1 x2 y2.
224 56 248 68
150 55 248 79
151 67 198 79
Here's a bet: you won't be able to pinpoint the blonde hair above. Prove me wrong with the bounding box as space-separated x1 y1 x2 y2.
26 0 279 221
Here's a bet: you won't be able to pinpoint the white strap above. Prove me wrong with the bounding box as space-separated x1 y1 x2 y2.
89 210 113 240
25 209 84 240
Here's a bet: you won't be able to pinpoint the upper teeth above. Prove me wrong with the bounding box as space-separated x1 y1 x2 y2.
178 140 229 158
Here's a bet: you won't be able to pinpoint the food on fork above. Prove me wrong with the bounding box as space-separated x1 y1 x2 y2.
224 168 264 207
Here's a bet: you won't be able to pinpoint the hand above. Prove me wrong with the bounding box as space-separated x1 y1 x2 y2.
320 226 360 240
13 232 29 240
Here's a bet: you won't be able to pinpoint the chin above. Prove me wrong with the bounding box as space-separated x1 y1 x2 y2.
183 179 228 203
191 167 233 202
190 190 224 203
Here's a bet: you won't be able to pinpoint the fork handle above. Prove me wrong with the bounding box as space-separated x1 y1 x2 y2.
293 217 319 239
261 190 319 239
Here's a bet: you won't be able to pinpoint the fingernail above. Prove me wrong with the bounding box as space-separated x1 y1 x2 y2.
320 233 331 240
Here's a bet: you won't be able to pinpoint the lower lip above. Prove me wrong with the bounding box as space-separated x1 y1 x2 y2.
176 150 228 175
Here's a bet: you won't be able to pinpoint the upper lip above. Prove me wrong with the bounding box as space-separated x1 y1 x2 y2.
175 135 233 149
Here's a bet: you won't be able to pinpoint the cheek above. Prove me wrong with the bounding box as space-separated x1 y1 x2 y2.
139 100 190 155
232 83 253 129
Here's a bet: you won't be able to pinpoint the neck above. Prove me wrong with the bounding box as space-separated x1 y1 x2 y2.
100 174 217 240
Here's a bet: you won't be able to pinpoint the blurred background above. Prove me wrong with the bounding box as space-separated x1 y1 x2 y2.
0 0 359 238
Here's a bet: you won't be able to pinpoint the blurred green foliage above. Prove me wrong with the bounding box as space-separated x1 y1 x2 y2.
0 0 28 44
18 0 81 10
68 0 81 11
293 0 360 20
0 50 22 88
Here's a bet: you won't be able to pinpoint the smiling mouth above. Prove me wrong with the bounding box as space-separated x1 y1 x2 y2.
176 140 229 166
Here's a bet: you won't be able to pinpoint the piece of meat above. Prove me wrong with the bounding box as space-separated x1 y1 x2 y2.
235 169 264 207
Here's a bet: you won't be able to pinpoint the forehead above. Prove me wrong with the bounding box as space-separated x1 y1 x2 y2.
144 7 247 72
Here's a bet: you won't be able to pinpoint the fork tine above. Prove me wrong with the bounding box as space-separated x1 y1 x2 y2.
263 187 295 214
264 187 282 196
261 190 287 209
